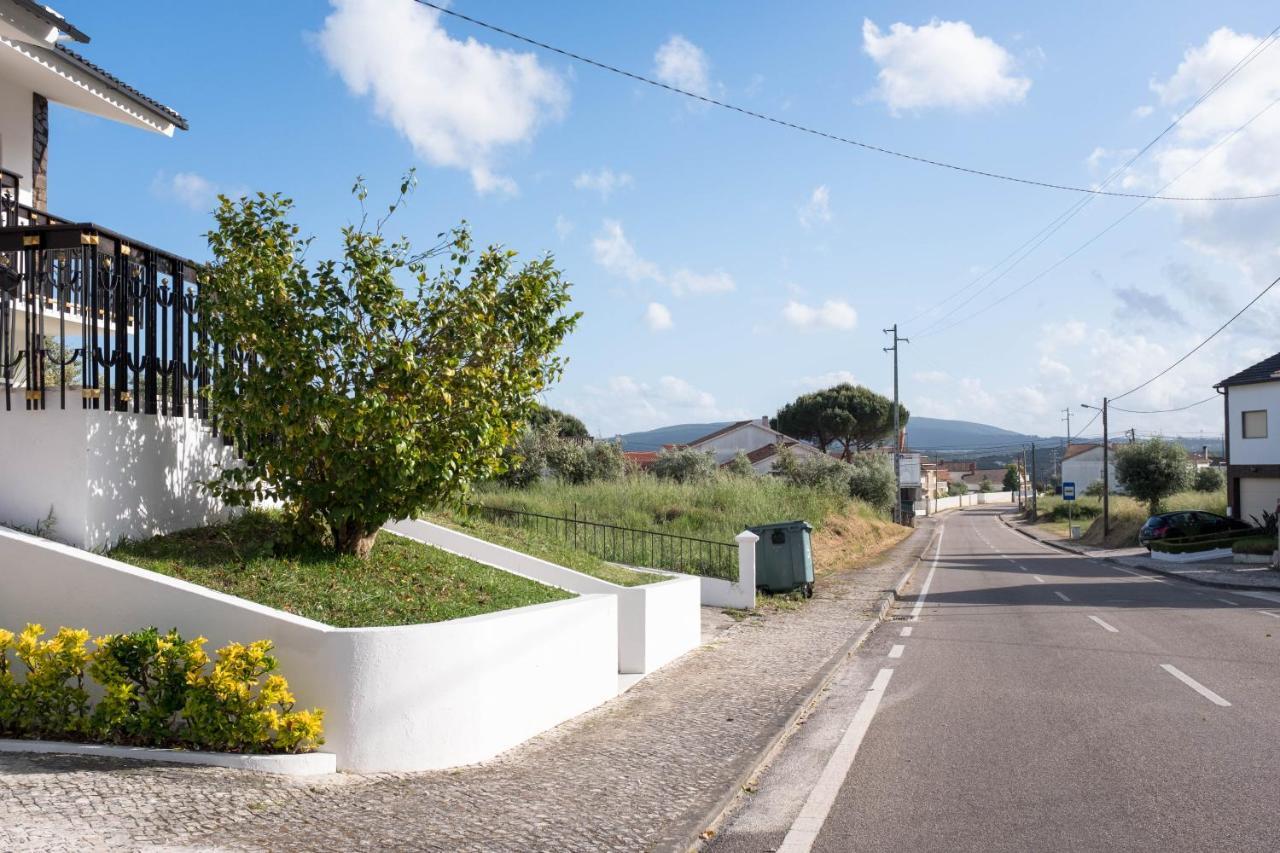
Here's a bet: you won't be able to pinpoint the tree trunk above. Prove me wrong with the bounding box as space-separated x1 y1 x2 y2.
332 521 378 558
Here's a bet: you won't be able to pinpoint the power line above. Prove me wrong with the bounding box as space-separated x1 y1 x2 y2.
1109 395 1218 414
906 24 1280 330
1110 271 1280 402
414 0 1280 203
916 85 1280 337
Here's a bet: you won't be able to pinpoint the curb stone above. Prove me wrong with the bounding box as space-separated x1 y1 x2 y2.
1000 513 1280 593
674 519 942 853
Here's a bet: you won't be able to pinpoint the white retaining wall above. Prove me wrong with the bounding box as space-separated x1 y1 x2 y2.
0 406 236 550
697 530 758 609
0 526 619 773
385 519 701 675
919 491 1015 514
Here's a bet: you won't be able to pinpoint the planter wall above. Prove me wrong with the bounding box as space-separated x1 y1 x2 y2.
0 406 237 550
386 519 701 675
1149 546 1234 563
0 526 618 773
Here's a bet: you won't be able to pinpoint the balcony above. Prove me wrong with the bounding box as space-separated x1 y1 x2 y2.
0 168 209 419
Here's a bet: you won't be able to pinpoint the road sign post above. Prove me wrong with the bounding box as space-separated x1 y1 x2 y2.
1062 481 1076 539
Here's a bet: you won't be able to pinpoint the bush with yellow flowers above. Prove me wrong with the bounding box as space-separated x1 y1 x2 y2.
0 624 323 754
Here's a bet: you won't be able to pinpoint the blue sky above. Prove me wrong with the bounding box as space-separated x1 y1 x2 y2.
47 1 1280 441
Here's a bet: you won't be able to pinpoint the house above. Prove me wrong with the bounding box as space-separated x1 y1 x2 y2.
0 1 231 549
934 460 977 483
683 417 827 473
1215 352 1280 523
1060 443 1119 496
622 450 660 471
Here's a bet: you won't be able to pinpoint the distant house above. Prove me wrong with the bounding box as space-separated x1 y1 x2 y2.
1215 352 1280 523
934 460 977 484
683 417 826 473
1060 443 1120 496
622 450 660 471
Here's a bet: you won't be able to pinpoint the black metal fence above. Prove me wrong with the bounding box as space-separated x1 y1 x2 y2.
0 168 212 419
471 504 739 580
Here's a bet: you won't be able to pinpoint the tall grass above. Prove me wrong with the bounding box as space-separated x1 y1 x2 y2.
1033 489 1229 547
473 475 883 543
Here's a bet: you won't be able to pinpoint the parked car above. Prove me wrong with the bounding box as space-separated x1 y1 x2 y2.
1138 511 1253 548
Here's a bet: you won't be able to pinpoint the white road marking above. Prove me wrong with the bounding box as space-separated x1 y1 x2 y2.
1087 615 1119 633
1160 664 1231 707
1215 598 1240 607
1016 564 1028 571
1031 574 1045 583
900 626 913 637
1258 611 1280 619
1054 591 1071 602
888 644 905 659
777 668 895 853
910 525 946 622
1111 565 1165 583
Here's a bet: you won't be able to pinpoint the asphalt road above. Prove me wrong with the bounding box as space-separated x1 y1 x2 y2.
711 507 1280 852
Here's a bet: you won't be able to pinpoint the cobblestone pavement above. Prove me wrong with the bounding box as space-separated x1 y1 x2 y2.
0 524 934 853
1008 518 1280 591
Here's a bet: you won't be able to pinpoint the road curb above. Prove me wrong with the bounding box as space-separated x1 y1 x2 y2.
1000 514 1280 593
674 520 940 853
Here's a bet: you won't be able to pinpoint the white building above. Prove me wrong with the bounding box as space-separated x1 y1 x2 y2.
1060 443 1119 496
1216 352 1280 524
685 417 827 473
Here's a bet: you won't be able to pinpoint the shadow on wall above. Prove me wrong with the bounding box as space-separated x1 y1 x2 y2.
0 406 237 550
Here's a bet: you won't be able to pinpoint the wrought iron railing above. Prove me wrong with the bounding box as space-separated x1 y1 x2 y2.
0 167 211 419
471 503 739 579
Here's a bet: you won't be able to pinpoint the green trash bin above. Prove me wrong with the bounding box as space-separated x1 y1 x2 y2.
748 521 814 597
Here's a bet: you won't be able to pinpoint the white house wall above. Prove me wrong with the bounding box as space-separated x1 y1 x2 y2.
0 406 236 549
0 71 34 204
1239 477 1280 526
1061 451 1117 495
695 422 780 463
1227 382 1280 466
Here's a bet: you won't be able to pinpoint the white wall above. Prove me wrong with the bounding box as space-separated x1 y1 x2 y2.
697 530 758 609
1062 451 1117 496
0 407 236 549
384 519 701 675
695 421 778 463
0 526 619 773
1227 382 1280 466
1239 477 1280 526
0 74 35 205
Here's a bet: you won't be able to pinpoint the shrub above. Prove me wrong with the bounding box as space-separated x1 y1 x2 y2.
978 477 994 493
775 449 849 493
1002 465 1020 493
1193 467 1224 493
1233 535 1276 556
723 451 755 477
652 447 718 484
1115 438 1191 515
847 453 896 511
0 625 323 754
946 481 968 497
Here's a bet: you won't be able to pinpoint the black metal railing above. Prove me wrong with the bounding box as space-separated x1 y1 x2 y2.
471 504 739 580
0 168 212 419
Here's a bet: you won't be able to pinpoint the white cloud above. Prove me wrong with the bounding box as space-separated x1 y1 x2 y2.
317 0 568 195
554 214 574 240
556 374 746 435
155 171 217 212
861 18 1031 114
798 185 832 227
653 35 711 97
913 370 949 383
645 302 673 332
591 220 735 296
795 370 859 391
782 299 858 331
1132 104 1154 119
573 168 633 200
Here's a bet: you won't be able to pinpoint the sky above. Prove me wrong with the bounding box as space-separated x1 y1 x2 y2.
45 0 1280 443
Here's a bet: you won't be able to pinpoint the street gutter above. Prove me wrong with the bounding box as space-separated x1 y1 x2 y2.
672 515 947 853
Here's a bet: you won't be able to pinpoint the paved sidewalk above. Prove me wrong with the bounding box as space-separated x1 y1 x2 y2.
1006 516 1280 592
0 522 936 853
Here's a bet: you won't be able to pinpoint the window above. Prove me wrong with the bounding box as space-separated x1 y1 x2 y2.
1242 409 1268 439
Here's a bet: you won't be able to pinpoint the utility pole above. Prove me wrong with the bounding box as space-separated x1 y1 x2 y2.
1081 398 1111 539
1061 408 1072 484
1126 428 1136 444
883 324 909 525
1020 447 1028 509
1030 442 1038 515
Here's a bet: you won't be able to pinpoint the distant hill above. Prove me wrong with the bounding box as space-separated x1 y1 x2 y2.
904 417 1042 452
615 421 735 452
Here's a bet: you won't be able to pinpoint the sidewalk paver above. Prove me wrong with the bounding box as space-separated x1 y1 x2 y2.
0 522 935 853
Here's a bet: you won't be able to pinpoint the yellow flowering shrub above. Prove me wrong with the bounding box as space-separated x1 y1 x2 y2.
0 624 323 754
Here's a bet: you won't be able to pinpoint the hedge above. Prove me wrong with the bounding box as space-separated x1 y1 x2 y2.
1233 535 1277 556
0 624 323 754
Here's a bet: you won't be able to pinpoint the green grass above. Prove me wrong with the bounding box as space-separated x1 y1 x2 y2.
1233 535 1277 556
428 511 663 587
1032 489 1229 548
474 475 876 543
110 511 573 628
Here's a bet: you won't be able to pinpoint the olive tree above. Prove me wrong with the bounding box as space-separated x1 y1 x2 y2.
201 178 579 557
1002 464 1020 493
1192 466 1224 493
1114 438 1191 515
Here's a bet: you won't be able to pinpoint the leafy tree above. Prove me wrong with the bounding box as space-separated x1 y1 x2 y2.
776 383 908 458
202 177 579 557
1084 480 1107 498
774 447 849 492
978 477 994 493
724 451 755 477
1192 467 1224 493
1002 464 1020 493
847 453 896 510
947 481 968 497
527 404 589 439
651 447 718 484
1114 438 1191 515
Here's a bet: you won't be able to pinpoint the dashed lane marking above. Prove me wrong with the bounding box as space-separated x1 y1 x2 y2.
1054 591 1071 602
1087 615 1119 633
1032 575 1046 583
1215 598 1240 607
900 626 913 637
888 644 905 659
1160 664 1231 707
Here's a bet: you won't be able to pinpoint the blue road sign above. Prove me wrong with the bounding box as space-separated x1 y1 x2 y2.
1062 482 1076 501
